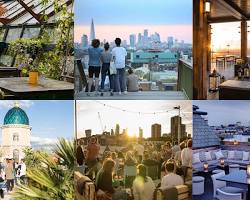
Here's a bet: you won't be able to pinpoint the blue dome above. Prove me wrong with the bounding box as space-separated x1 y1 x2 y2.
3 106 29 125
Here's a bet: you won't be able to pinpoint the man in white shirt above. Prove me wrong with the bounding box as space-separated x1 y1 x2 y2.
111 38 127 94
161 160 184 190
181 139 192 168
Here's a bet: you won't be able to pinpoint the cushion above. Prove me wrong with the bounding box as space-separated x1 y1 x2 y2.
205 152 212 161
199 152 206 162
228 151 235 160
242 152 249 161
234 151 243 160
221 150 228 159
210 151 217 160
193 153 201 164
193 176 204 183
215 151 224 160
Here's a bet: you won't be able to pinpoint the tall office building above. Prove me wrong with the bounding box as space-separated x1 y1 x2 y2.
130 34 136 48
171 116 186 142
90 18 96 42
81 34 88 49
115 124 120 135
143 29 149 45
144 29 149 39
138 33 142 45
151 123 161 138
167 36 174 48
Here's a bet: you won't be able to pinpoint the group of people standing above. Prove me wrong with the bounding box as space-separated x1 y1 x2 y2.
0 158 26 196
87 38 139 96
76 136 192 200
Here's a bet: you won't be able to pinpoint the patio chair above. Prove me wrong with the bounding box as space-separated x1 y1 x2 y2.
124 165 137 188
211 172 245 199
216 188 243 200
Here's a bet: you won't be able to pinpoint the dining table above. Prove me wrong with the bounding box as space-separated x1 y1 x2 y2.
0 77 74 99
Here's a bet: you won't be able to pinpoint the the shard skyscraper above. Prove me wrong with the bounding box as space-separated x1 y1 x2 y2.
90 18 96 42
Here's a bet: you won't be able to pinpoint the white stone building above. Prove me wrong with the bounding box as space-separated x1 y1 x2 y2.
0 103 31 161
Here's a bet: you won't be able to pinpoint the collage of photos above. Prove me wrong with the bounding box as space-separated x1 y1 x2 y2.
0 0 249 200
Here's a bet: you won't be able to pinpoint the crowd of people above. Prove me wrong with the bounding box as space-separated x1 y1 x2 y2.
0 158 26 197
76 136 192 200
86 38 140 96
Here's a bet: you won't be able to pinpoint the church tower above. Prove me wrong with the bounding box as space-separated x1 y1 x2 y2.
1 102 31 161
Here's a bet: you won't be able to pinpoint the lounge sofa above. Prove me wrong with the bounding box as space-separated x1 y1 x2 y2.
193 149 250 171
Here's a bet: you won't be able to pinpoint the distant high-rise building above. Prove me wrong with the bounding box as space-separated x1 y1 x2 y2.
154 32 161 43
81 34 88 49
115 124 120 135
138 33 142 45
167 37 174 48
85 129 92 138
171 116 186 143
144 29 149 39
130 34 136 48
151 124 161 138
90 18 96 42
143 29 149 45
111 129 114 136
139 127 143 138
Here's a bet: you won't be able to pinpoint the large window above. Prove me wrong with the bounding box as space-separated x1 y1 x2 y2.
5 27 22 42
211 22 240 79
22 27 40 39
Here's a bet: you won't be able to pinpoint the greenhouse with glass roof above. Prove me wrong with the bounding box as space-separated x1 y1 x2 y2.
0 0 74 99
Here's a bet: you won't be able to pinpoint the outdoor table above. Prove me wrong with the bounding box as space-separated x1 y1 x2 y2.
219 80 250 99
0 67 20 78
0 77 74 99
217 170 250 199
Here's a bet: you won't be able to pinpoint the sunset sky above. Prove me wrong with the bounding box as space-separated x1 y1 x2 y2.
76 100 192 138
74 0 192 43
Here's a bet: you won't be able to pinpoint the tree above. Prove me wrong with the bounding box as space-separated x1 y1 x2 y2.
14 138 75 200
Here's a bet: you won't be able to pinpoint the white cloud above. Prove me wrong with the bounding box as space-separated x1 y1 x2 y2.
30 136 57 146
0 101 34 109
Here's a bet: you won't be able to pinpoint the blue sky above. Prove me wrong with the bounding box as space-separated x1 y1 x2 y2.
0 101 74 147
194 101 250 126
75 0 192 25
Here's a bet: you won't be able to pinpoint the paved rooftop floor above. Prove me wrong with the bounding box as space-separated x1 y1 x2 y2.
75 91 187 100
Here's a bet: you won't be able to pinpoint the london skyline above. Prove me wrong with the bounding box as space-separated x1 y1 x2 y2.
76 100 192 138
74 0 192 43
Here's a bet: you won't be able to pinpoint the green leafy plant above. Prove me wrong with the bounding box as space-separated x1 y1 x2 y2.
7 0 74 80
14 138 75 200
8 38 45 75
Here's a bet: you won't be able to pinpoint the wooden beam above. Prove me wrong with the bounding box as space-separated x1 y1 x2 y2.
0 17 11 24
216 0 247 20
17 0 43 23
193 0 208 99
241 20 247 62
208 16 242 23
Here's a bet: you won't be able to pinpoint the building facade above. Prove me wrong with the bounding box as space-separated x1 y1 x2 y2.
1 103 31 161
